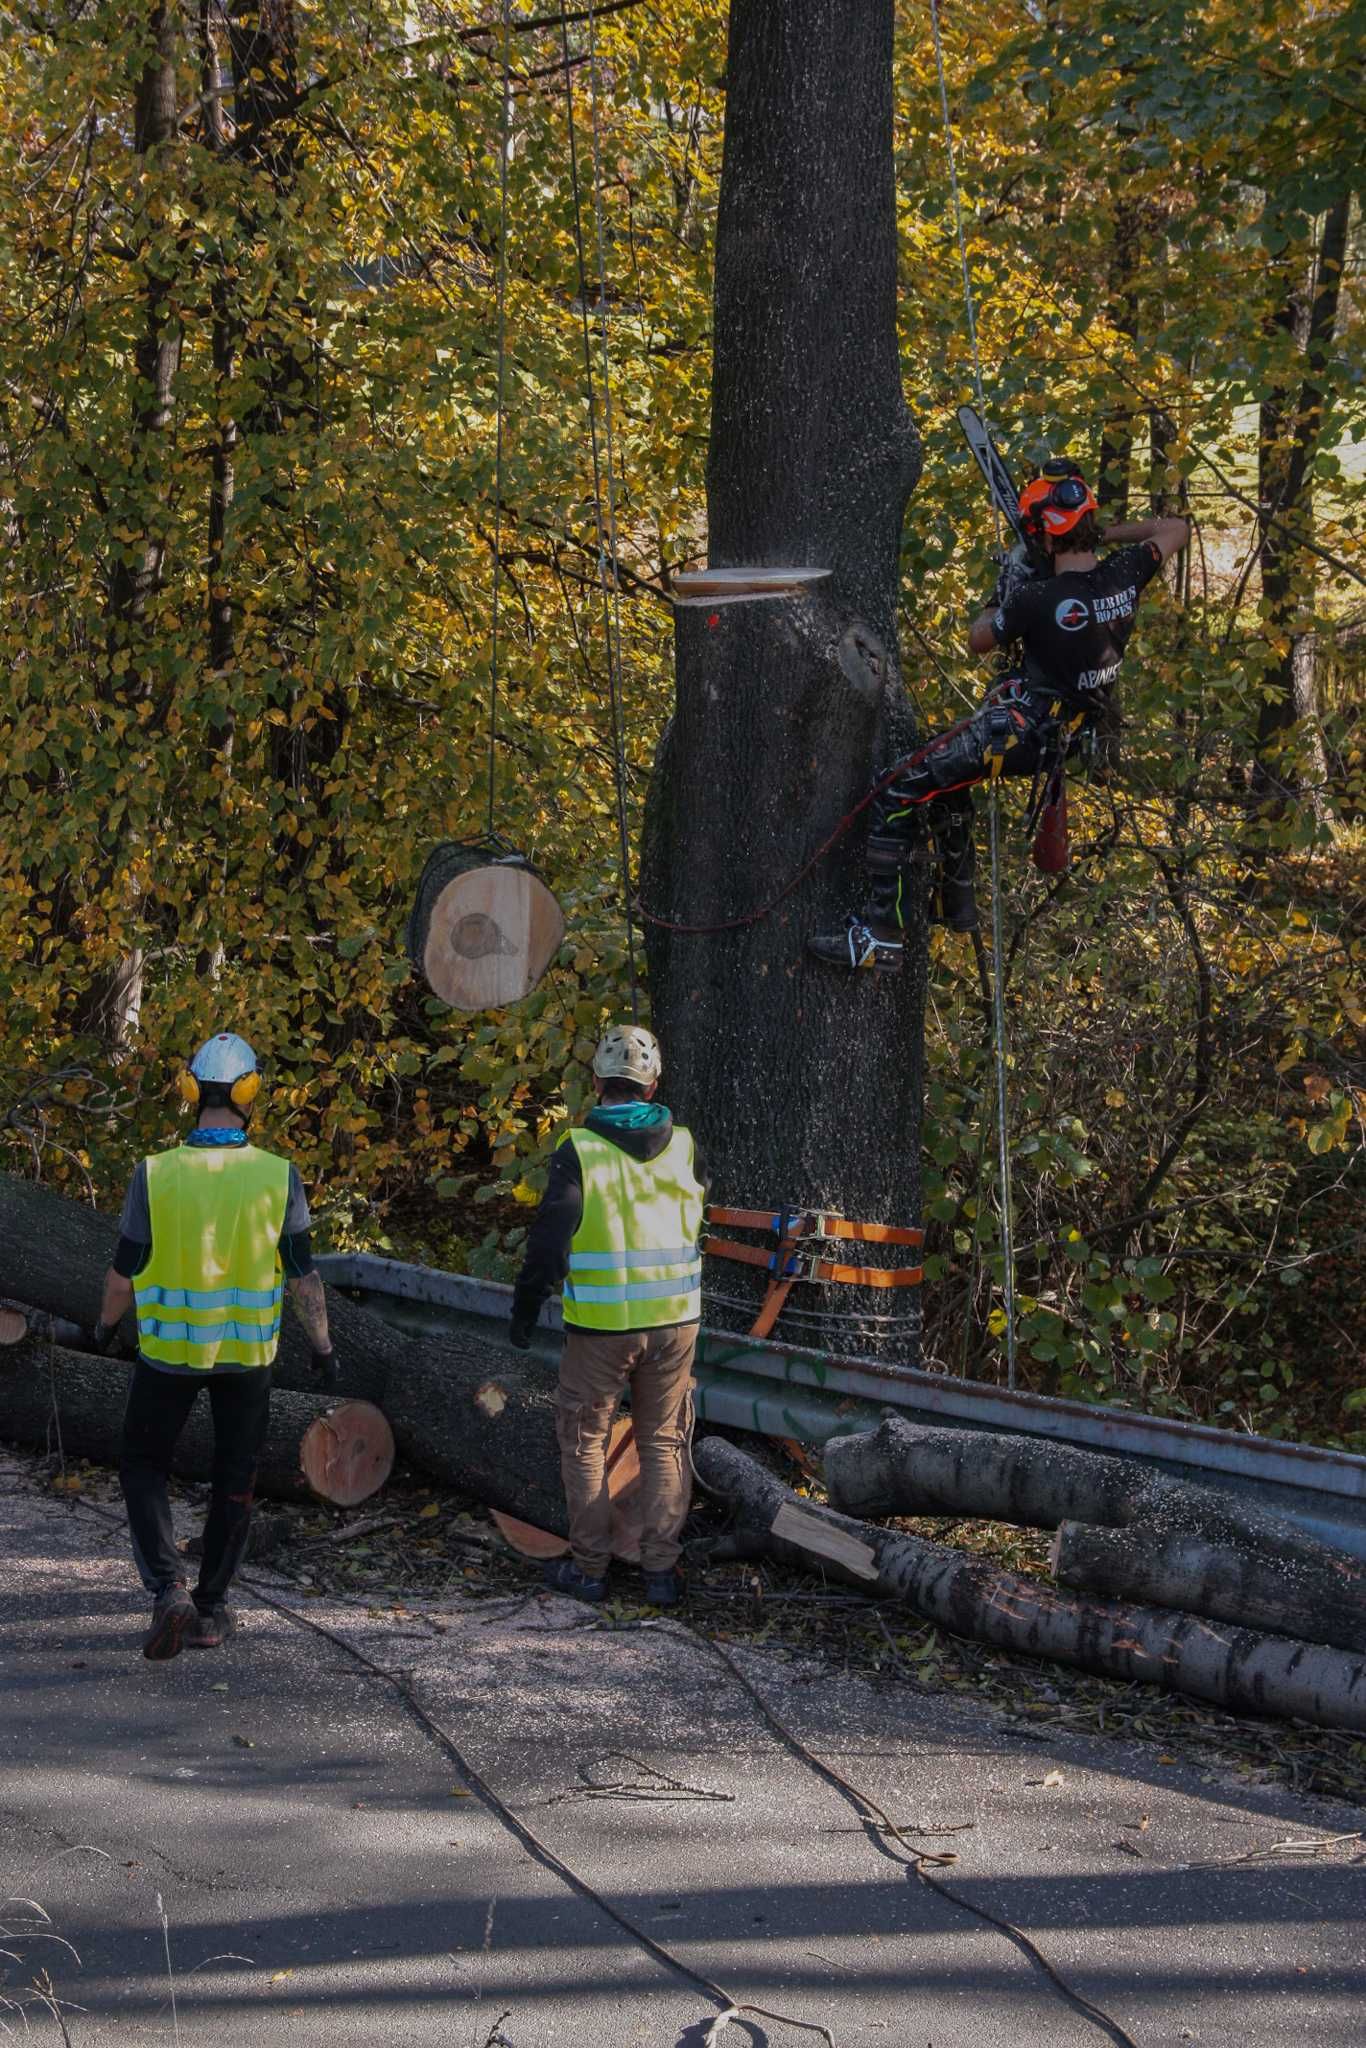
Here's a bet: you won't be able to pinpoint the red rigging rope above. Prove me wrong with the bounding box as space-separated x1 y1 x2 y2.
633 712 983 935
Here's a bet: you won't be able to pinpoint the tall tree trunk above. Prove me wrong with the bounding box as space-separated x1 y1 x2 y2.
1092 199 1138 775
1253 195 1350 814
640 0 923 1359
83 4 183 1054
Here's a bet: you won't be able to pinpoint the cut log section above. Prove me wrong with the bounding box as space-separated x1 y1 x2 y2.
298 1399 394 1506
697 1435 1366 1733
670 565 831 608
0 1335 340 1501
406 841 565 1011
823 1415 1366 1655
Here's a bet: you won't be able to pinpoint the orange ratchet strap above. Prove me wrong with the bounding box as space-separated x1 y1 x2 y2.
702 1204 924 1343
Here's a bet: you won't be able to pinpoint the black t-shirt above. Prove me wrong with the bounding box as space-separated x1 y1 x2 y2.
995 541 1163 708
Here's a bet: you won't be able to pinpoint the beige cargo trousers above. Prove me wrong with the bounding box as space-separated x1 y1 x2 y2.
556 1322 698 1578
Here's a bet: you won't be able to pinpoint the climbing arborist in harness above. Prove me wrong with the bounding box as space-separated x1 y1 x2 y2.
91 1033 337 1660
809 462 1190 970
508 1024 708 1609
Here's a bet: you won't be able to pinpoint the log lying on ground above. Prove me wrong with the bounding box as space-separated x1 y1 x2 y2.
0 1334 334 1500
385 1343 568 1538
823 1416 1366 1655
696 1435 1366 1732
0 1167 403 1402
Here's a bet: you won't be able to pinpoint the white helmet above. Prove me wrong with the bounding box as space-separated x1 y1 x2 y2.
179 1032 260 1112
592 1024 661 1087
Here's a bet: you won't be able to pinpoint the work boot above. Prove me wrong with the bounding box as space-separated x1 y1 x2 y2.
541 1558 606 1602
642 1570 681 1608
142 1584 196 1662
807 916 904 974
185 1603 236 1649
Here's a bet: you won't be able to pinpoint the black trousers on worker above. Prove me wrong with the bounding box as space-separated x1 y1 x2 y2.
120 1361 273 1607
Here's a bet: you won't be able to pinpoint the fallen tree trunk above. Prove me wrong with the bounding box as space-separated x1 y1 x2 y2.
385 1344 568 1538
0 1334 333 1500
823 1416 1366 1654
696 1435 1366 1732
1049 1519 1366 1656
0 1167 405 1402
0 1168 573 1531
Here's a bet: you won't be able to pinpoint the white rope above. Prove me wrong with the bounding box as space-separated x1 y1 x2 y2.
928 0 1018 1388
485 0 514 837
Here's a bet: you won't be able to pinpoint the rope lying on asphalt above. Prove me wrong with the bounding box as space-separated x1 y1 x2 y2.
671 1624 1142 2048
67 1489 1137 2044
239 1575 837 2048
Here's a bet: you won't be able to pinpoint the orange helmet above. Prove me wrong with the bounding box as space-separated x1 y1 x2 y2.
1018 460 1097 542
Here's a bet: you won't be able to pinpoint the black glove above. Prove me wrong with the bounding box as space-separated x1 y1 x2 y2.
507 1316 534 1352
90 1318 117 1356
311 1346 339 1390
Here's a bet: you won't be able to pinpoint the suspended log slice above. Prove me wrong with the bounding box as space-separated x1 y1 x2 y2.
298 1398 395 1507
407 842 564 1011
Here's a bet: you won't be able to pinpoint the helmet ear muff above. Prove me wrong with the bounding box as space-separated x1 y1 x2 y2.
229 1071 260 1113
177 1070 201 1108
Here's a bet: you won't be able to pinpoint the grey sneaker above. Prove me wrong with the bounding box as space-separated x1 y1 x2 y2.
142 1584 195 1662
185 1604 236 1649
642 1571 680 1608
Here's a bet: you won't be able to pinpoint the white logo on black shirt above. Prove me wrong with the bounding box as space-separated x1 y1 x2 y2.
1055 597 1089 632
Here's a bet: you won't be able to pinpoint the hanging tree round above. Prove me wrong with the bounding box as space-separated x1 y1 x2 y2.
406 837 565 1012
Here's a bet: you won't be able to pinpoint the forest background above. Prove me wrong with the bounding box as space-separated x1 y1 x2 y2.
1 0 1361 1445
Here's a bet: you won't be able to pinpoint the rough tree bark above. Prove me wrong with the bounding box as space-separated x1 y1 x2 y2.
640 0 924 1359
697 1435 1366 1732
823 1416 1365 1654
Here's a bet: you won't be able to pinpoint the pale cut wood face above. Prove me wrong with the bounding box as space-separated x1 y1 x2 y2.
299 1398 395 1507
422 863 565 1011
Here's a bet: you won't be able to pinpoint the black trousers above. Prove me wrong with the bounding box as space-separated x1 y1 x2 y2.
119 1361 273 1606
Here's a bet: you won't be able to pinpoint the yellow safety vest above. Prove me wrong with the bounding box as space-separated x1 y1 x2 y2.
562 1127 704 1333
134 1144 291 1371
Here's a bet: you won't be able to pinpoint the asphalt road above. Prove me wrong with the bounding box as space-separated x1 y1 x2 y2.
2 1461 1362 2046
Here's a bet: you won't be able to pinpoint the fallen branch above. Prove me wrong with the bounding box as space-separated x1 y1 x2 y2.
823 1417 1366 1654
697 1435 1366 1733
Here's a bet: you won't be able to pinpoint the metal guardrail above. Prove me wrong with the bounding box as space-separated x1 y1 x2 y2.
316 1251 1366 1559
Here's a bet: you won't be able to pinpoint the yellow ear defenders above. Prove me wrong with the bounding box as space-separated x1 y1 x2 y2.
176 1067 261 1112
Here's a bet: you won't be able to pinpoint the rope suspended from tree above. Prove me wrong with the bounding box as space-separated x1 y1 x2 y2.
929 0 1019 1391
485 0 514 839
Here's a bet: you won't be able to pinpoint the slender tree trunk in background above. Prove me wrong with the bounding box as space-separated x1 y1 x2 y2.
1092 200 1137 775
641 0 923 1360
197 2 239 980
1253 195 1349 818
82 4 183 1053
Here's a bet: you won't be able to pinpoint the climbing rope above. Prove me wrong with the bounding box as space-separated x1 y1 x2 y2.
485 0 514 839
559 1 641 1018
929 0 1019 1389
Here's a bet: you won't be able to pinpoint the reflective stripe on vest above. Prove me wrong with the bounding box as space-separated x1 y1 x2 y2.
134 1144 291 1370
562 1126 704 1332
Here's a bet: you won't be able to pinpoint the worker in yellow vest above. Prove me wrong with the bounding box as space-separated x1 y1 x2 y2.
90 1033 337 1661
509 1024 707 1607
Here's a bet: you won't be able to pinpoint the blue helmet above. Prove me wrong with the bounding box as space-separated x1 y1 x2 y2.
179 1033 260 1112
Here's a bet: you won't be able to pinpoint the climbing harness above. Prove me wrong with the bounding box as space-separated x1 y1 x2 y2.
703 1205 924 1342
929 0 1018 1388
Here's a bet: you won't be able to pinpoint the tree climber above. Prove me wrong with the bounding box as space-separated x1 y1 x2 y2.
91 1033 337 1660
809 463 1190 970
508 1024 708 1609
